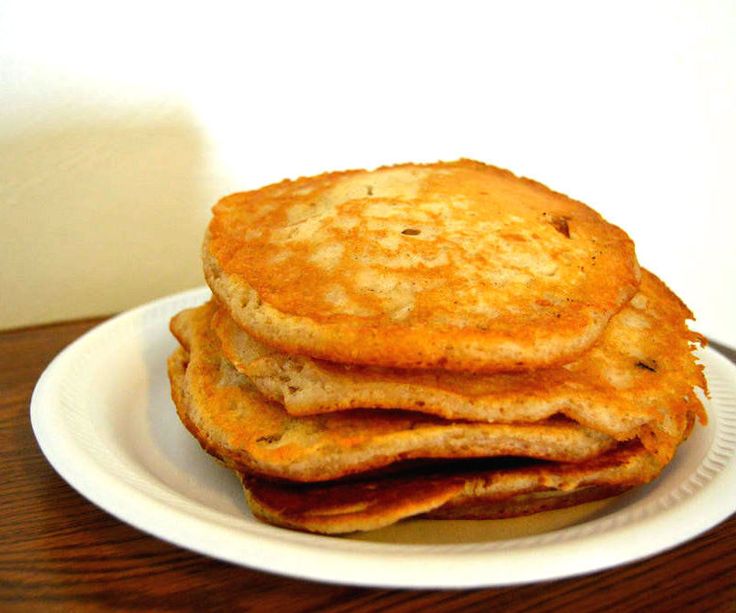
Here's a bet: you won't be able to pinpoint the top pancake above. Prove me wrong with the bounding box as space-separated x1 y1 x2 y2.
204 159 640 372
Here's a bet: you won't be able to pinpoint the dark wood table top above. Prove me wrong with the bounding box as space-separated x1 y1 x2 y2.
2 318 735 612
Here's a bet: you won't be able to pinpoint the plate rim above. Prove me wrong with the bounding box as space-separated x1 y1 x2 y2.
30 288 736 588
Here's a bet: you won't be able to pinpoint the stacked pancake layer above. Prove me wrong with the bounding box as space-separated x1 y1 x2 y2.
168 160 707 534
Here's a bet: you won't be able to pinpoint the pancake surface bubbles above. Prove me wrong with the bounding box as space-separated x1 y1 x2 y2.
204 159 641 371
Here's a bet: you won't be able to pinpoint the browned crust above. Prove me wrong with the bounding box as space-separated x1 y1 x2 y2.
204 159 641 372
423 485 632 520
241 471 466 534
239 442 660 533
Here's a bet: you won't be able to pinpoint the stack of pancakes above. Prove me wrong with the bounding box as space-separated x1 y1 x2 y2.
168 160 707 534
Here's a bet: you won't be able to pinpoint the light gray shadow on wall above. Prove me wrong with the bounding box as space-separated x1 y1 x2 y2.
0 110 211 329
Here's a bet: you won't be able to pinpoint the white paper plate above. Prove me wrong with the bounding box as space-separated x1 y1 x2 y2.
31 288 736 589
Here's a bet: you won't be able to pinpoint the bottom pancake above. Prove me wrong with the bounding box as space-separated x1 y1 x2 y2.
239 443 662 534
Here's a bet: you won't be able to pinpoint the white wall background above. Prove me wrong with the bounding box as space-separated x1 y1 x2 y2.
1 1 734 347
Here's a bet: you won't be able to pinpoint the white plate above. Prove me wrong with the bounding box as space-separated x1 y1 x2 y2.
31 288 736 589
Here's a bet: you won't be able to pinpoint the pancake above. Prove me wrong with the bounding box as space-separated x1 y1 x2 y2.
241 442 662 534
204 159 640 373
214 269 707 464
167 303 618 483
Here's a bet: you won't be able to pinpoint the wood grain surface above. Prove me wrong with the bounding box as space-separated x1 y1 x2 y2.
1 319 735 612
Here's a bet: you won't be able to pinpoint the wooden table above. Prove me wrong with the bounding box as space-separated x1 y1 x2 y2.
2 319 735 612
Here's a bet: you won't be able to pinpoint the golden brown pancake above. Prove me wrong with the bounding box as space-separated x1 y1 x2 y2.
204 160 640 373
214 269 706 464
167 303 618 483
241 443 663 534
